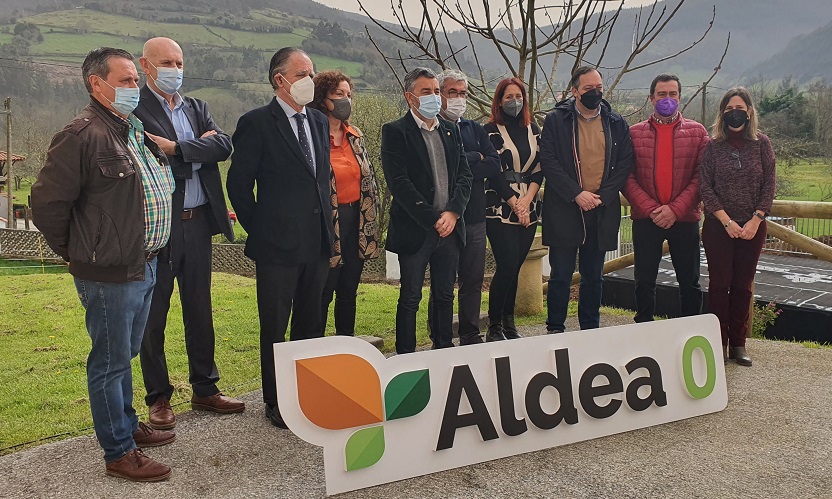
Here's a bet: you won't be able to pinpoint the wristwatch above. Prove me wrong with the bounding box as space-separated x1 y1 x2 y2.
174 142 182 157
754 212 766 221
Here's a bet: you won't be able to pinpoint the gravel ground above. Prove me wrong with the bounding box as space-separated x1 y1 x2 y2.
2 314 830 498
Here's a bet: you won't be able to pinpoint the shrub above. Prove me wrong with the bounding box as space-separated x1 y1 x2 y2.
751 302 781 338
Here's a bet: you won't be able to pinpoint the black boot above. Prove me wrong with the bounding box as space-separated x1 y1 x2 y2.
485 322 506 342
729 346 752 367
459 333 484 346
502 315 522 339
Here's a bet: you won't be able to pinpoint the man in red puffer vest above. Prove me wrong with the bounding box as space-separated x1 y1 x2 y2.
623 74 710 323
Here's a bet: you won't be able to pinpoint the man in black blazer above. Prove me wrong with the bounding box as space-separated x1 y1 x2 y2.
135 37 244 430
226 48 335 428
381 67 473 354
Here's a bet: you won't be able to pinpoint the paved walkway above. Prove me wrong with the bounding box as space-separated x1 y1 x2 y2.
2 316 831 498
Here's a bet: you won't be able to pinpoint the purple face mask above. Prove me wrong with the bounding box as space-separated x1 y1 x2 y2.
654 97 679 117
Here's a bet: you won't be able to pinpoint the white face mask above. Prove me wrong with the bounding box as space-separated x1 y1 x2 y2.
282 74 315 106
443 97 467 121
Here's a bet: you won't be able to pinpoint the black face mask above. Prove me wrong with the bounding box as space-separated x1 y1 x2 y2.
579 88 603 110
724 109 749 129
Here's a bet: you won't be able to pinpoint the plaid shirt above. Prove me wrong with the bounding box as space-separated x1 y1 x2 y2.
126 114 174 251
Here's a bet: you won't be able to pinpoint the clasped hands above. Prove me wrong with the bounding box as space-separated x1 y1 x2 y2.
575 190 601 212
510 195 534 227
434 211 458 238
724 218 760 240
650 205 677 229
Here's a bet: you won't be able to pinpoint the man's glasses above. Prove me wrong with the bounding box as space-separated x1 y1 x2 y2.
731 151 742 170
445 90 468 98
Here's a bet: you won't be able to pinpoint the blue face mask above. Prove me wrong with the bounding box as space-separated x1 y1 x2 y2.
150 61 183 94
411 93 442 120
102 79 140 115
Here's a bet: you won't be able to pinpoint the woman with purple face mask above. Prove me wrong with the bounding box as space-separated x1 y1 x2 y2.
699 87 776 367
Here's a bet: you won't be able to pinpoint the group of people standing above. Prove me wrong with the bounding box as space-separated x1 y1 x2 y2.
31 41 775 482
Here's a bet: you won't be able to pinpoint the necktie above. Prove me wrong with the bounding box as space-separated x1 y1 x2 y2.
294 113 315 175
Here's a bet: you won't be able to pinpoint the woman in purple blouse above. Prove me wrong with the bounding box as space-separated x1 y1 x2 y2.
699 87 776 367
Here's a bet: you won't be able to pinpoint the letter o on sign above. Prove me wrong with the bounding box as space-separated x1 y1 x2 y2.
682 336 716 399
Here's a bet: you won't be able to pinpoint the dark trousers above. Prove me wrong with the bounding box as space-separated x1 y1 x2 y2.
428 221 487 342
546 212 605 332
322 204 366 336
486 219 536 321
140 207 219 406
702 217 766 347
396 230 460 354
256 257 329 406
632 218 702 322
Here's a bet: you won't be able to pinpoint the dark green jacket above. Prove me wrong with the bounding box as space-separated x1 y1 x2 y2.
381 112 472 255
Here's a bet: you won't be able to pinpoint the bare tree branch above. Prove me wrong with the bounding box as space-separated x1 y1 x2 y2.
364 26 404 92
682 32 730 115
605 0 697 94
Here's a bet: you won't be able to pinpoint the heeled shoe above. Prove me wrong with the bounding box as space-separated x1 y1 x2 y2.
729 346 752 367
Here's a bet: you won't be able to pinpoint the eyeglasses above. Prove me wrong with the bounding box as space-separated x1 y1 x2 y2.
445 90 468 98
731 151 742 170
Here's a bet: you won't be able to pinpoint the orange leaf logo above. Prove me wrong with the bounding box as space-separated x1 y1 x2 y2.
296 354 384 430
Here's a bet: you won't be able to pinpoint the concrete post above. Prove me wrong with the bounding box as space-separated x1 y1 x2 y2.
515 233 548 316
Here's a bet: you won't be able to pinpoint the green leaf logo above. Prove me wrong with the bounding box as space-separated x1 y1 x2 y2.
345 425 385 471
384 369 430 421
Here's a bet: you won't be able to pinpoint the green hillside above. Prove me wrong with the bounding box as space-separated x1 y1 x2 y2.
7 6 368 83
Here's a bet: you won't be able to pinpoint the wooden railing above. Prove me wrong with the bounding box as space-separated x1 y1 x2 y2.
532 198 832 300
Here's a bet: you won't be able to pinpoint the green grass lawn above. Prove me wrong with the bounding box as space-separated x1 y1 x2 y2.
0 267 566 454
777 159 832 202
30 31 144 57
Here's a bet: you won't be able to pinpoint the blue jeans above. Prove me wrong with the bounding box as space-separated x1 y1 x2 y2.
396 231 460 354
74 261 157 463
546 214 605 332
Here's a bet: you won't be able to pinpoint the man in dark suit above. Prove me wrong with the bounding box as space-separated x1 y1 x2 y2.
135 37 244 430
226 47 334 428
381 67 473 354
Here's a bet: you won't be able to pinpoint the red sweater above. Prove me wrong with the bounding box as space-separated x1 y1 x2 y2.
624 116 710 222
655 121 675 204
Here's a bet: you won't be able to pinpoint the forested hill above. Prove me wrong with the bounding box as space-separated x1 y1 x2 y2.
0 0 829 96
747 21 832 82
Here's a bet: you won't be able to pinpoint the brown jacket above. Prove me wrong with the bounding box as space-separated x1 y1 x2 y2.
32 98 170 282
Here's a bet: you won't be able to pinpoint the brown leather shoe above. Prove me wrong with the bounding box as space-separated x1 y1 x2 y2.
105 449 171 482
133 422 176 448
191 392 245 414
148 398 176 430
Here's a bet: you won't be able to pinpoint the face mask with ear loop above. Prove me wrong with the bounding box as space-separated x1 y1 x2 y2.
281 74 315 106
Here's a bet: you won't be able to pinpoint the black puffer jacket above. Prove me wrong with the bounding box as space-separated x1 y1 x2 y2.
540 98 633 250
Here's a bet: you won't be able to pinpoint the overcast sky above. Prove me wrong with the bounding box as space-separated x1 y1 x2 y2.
314 0 659 26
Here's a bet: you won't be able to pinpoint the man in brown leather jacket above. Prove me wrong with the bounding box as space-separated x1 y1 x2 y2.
32 47 176 482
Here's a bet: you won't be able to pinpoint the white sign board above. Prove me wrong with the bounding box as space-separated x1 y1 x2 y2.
275 314 727 495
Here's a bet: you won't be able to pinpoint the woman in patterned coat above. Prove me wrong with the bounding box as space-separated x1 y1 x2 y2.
483 77 543 342
311 70 381 336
